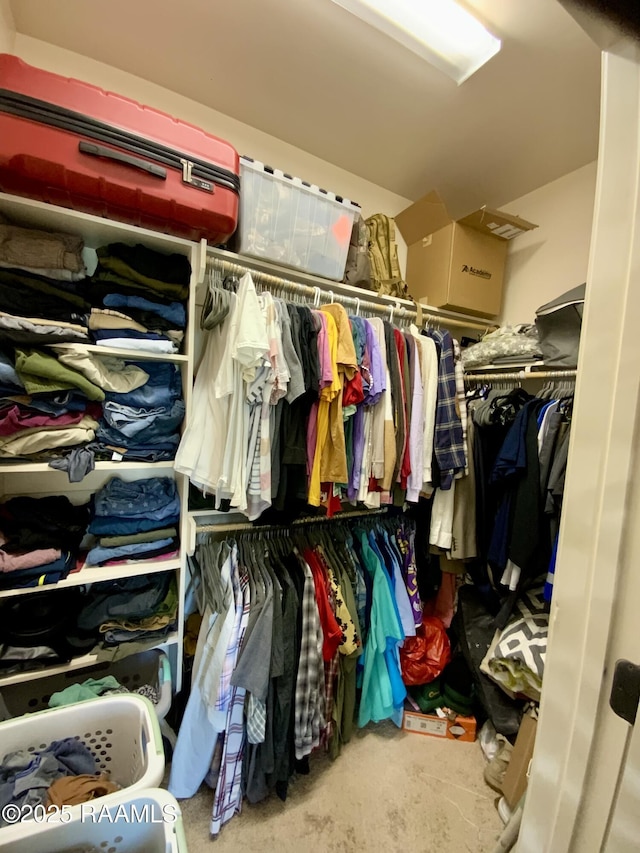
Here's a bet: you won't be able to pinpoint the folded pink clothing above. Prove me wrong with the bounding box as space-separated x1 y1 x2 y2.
0 546 62 572
0 403 98 436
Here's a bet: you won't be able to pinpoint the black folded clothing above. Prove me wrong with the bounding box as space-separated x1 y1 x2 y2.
0 268 90 320
0 495 90 553
102 243 191 285
0 588 94 665
76 573 173 632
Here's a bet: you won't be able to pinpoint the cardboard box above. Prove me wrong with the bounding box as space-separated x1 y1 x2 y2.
402 709 477 742
395 191 538 318
502 713 537 809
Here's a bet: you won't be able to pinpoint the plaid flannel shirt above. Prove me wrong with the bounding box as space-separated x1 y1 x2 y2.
428 329 466 489
211 567 251 835
294 555 325 759
452 338 469 475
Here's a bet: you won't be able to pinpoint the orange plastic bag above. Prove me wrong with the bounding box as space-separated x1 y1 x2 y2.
400 615 451 686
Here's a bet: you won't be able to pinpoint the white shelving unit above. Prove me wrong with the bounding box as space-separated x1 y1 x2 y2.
0 460 175 474
0 631 180 688
0 191 205 694
464 361 549 373
51 343 189 363
0 557 182 600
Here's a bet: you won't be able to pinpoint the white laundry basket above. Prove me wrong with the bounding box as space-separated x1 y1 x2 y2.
0 650 173 721
0 694 164 820
0 788 187 852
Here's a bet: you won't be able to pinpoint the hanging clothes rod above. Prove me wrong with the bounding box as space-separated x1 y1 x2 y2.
192 506 388 536
465 369 577 382
205 253 497 333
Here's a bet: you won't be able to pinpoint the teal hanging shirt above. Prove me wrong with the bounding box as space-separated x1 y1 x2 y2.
358 531 406 727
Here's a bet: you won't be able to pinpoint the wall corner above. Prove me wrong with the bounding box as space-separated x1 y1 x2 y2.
0 0 15 54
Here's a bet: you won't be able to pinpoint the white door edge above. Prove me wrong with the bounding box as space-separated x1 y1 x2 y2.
519 39 640 853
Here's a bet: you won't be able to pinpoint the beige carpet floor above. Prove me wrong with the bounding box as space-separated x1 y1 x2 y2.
175 722 504 853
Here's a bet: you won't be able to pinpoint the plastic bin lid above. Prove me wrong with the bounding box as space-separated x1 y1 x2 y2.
240 155 360 210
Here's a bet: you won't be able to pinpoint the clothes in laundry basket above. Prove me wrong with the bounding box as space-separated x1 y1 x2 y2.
48 677 159 708
0 738 98 823
48 676 121 707
46 772 119 808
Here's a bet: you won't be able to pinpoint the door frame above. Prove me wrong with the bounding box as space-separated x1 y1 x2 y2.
518 38 640 852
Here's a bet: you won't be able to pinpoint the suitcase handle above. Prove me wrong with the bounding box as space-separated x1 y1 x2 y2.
79 140 167 179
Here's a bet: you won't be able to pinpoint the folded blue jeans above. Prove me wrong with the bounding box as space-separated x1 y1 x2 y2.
103 622 176 646
93 476 179 519
95 427 181 451
103 293 186 328
87 538 174 566
88 514 180 536
90 441 177 463
106 362 182 408
23 393 88 414
92 328 171 342
102 400 185 438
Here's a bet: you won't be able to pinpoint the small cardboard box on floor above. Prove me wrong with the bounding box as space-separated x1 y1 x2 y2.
502 713 538 808
395 191 537 318
402 707 477 742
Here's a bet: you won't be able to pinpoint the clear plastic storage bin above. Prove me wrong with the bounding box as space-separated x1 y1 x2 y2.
0 788 187 852
238 156 360 280
0 694 164 822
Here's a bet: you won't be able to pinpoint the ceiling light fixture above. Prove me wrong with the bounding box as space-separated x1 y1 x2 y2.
330 0 501 84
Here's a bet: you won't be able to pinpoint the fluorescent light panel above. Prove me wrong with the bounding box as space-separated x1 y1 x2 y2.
330 0 501 84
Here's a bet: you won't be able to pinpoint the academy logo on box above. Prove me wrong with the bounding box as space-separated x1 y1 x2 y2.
461 264 491 280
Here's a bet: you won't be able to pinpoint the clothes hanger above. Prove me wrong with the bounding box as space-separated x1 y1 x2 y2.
201 265 230 330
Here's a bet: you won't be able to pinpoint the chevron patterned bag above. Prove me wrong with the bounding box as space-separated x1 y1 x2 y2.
481 586 548 702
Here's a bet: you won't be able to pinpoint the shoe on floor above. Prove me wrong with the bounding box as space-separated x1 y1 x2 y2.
497 795 512 825
483 735 513 793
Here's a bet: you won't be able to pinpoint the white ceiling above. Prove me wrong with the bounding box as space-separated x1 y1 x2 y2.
9 0 601 213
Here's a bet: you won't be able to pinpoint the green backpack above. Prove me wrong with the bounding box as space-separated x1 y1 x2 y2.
343 214 372 290
365 213 408 298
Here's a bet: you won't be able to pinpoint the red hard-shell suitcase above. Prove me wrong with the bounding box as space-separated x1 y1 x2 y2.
0 54 239 243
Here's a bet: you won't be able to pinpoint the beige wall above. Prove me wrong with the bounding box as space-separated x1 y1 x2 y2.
500 161 597 324
11 34 410 270
0 0 15 53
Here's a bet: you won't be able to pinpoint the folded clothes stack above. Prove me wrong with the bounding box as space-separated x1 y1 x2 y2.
93 361 185 463
77 573 178 648
0 219 188 472
0 349 101 466
0 218 92 347
0 347 185 470
461 325 543 368
86 476 180 567
86 242 189 354
0 220 99 468
0 494 90 588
